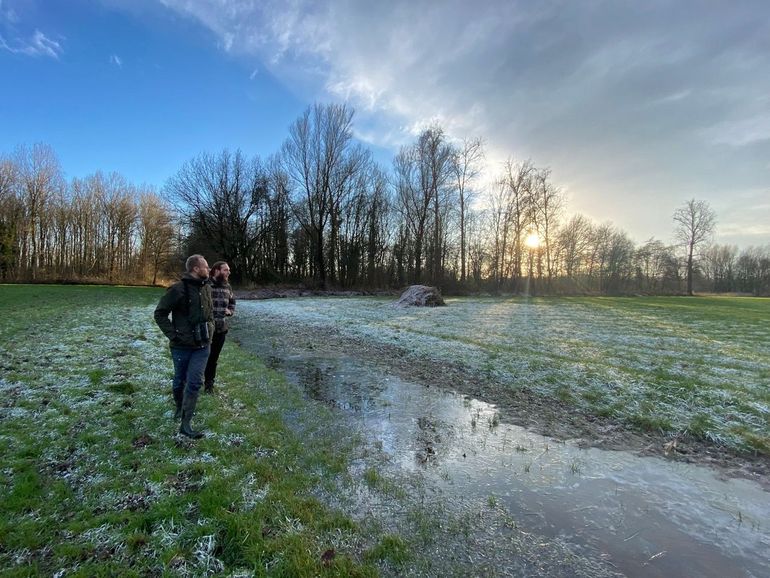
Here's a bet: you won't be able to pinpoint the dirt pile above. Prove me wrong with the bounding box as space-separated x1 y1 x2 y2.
395 284 445 307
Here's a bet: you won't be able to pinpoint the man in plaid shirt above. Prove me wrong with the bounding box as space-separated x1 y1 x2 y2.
204 261 236 393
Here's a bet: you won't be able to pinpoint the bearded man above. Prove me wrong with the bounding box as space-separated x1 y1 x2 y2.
154 254 214 438
203 261 235 394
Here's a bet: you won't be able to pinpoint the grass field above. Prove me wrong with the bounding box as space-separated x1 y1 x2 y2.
244 295 770 454
0 285 394 577
2 286 766 576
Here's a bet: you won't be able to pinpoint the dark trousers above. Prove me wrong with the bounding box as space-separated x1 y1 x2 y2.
204 331 227 384
171 345 210 395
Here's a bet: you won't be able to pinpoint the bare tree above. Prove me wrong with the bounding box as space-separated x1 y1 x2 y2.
702 244 737 293
98 172 137 282
281 103 363 288
673 198 716 295
364 165 392 287
490 159 534 289
451 137 484 283
166 149 266 283
556 214 593 281
138 191 175 284
0 155 21 279
734 246 770 295
70 176 100 278
393 144 428 283
633 238 678 293
264 155 293 281
414 127 455 285
530 168 562 288
14 143 65 279
466 209 488 284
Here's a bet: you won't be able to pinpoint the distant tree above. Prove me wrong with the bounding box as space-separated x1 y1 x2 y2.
264 156 292 281
166 149 267 284
489 159 534 289
530 168 562 288
14 143 65 279
702 244 737 293
281 103 365 288
393 126 454 285
556 214 593 283
466 209 488 285
451 137 484 283
673 199 716 295
633 238 678 293
593 225 635 294
734 246 770 295
137 191 175 284
98 173 137 282
393 139 429 284
69 176 101 278
0 155 21 279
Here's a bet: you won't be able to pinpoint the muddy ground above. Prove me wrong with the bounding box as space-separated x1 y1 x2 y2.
235 293 769 491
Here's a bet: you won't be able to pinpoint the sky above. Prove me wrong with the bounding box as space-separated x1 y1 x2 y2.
1 0 769 248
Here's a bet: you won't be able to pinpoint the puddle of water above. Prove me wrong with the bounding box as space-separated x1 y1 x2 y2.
239 323 770 578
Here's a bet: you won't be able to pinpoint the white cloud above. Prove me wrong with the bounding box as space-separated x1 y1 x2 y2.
155 0 770 244
0 28 62 58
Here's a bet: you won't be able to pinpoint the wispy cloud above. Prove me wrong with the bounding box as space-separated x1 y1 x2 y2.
0 0 20 24
155 2 770 144
0 28 62 58
703 114 770 147
156 0 770 243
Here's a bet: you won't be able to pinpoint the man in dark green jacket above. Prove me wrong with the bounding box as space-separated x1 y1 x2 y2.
154 254 214 438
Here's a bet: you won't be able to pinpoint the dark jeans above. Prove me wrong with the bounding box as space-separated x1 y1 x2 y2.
204 332 227 384
171 345 210 395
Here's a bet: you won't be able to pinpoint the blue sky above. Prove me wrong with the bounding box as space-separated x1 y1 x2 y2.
2 0 769 247
0 0 310 189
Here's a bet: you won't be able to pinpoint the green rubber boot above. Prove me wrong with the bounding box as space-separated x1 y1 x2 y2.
179 390 204 439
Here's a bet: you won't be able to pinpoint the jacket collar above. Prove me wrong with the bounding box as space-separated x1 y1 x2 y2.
182 273 208 286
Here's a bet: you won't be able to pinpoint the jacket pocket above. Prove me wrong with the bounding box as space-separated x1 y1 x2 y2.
170 330 195 348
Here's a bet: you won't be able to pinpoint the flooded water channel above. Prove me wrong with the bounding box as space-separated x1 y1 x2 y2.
237 312 770 578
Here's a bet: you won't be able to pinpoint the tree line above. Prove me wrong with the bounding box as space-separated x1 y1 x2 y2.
2 103 768 295
0 143 175 284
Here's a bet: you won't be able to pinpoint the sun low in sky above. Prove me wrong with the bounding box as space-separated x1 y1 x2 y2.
524 232 541 250
1 0 768 247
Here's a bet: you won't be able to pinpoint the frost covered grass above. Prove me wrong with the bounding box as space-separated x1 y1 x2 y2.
241 295 770 453
0 285 386 577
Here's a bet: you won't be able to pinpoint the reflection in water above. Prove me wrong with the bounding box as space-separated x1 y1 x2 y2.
241 330 770 578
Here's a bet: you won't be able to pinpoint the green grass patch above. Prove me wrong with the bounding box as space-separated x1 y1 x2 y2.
0 284 390 576
246 294 770 454
364 535 409 566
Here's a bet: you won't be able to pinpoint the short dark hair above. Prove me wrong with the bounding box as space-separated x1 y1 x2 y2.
185 254 206 272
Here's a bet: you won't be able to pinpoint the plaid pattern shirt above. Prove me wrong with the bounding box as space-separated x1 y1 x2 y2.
210 280 235 333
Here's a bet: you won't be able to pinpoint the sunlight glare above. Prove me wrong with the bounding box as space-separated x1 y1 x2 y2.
525 232 541 249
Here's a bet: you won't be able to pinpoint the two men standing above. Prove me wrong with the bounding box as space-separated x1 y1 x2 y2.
154 255 234 439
